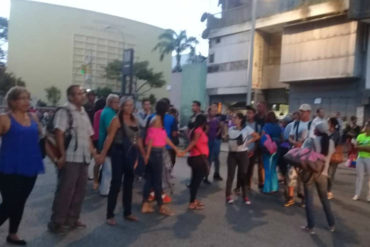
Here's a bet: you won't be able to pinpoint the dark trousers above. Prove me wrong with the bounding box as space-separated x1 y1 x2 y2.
277 146 290 178
143 149 163 205
168 149 176 168
107 145 136 218
226 151 249 198
245 154 257 189
51 162 88 226
0 173 37 234
188 156 208 203
304 175 335 229
327 163 338 193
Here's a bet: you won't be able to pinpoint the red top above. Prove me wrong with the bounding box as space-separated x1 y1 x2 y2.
146 127 167 147
93 109 103 141
190 127 209 157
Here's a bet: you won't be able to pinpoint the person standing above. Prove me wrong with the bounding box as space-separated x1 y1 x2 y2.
84 90 96 125
254 102 267 190
137 98 152 130
0 87 45 245
261 112 282 193
48 85 98 233
98 97 145 225
353 121 370 202
183 115 209 210
206 103 223 183
97 94 120 196
141 100 179 216
327 117 342 200
344 116 361 168
188 101 202 130
301 123 335 235
310 108 325 138
226 113 259 204
285 104 312 207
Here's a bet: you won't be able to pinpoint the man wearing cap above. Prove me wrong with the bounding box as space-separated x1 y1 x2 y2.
285 104 312 207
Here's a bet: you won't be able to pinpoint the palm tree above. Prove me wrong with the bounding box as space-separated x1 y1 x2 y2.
153 29 199 72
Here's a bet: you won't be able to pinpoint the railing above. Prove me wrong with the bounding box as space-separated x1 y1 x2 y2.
206 0 333 29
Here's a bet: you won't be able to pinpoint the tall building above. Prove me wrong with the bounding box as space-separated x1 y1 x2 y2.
7 0 171 103
203 0 370 121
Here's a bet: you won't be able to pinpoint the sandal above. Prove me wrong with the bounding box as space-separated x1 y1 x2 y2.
124 215 138 222
188 202 204 210
106 218 116 226
194 200 205 207
159 205 174 216
141 202 155 214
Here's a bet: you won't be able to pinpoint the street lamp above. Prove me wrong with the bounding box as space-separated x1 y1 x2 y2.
246 0 257 106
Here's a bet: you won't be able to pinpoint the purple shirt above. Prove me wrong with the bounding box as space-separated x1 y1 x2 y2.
208 116 221 141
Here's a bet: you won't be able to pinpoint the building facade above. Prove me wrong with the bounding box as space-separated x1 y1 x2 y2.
203 0 370 122
7 0 171 103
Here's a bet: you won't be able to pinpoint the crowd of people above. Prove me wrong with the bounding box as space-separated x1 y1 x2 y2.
0 85 369 245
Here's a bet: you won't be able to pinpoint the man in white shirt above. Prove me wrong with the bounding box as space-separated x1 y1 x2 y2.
310 108 325 138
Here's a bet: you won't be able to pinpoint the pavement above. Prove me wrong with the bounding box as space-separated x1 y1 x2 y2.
0 152 370 247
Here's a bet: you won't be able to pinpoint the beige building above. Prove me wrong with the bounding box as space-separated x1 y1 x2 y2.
7 0 171 103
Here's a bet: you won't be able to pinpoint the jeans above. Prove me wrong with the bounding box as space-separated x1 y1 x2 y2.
99 157 112 196
327 163 338 193
355 157 370 196
0 173 37 234
188 156 208 203
208 138 221 175
107 144 136 218
51 162 88 226
143 149 163 206
304 175 335 229
226 151 249 198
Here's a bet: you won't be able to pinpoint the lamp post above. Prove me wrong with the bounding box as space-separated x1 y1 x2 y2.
246 0 257 106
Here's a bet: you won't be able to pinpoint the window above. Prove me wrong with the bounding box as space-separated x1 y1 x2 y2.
209 54 215 63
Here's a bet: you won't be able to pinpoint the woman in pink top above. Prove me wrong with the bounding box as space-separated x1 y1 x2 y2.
142 100 180 216
183 114 209 210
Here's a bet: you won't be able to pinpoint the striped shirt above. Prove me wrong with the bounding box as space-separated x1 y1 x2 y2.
54 102 94 163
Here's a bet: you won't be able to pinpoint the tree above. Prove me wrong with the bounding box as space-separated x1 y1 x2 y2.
45 86 61 106
104 60 166 99
0 17 8 62
95 86 113 98
153 29 199 72
0 67 25 95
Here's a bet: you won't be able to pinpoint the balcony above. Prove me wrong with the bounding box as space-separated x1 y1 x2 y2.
204 0 334 31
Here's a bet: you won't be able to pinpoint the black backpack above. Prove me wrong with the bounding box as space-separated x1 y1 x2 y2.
293 120 312 141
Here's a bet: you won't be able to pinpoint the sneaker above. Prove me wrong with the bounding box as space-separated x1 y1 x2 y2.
327 192 334 200
329 226 336 233
284 199 295 207
301 226 315 235
244 197 251 205
226 196 234 204
352 195 359 201
162 194 172 204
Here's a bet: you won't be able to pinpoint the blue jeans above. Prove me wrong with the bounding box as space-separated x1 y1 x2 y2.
208 138 221 175
143 149 163 206
304 175 335 229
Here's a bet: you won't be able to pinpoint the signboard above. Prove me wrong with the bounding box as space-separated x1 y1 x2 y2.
122 49 134 95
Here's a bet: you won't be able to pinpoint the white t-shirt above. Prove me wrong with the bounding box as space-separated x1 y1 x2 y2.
310 117 324 138
290 120 310 142
228 126 255 152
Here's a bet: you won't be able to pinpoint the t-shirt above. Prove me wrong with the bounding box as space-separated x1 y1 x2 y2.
148 114 177 149
98 107 116 150
284 121 295 141
228 126 255 152
356 133 370 158
310 117 324 138
208 116 221 141
190 127 209 157
290 121 310 142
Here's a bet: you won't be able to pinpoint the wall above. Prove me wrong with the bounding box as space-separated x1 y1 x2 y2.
169 72 182 111
7 0 171 103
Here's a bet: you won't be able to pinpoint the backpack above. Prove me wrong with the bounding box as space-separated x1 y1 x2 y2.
293 120 312 141
45 107 75 158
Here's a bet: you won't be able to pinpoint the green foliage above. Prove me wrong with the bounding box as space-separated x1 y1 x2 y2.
0 67 26 95
0 17 8 61
45 86 61 106
153 29 199 72
148 94 156 105
95 87 113 98
104 60 166 98
36 99 47 107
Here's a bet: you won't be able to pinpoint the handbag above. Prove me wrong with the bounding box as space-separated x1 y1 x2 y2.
261 134 278 154
330 145 344 164
284 147 326 174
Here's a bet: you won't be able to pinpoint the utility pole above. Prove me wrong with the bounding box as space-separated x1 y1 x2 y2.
246 0 257 106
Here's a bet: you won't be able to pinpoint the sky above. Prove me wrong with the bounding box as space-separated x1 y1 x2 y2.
0 0 221 56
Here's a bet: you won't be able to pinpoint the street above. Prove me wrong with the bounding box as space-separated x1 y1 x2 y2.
0 151 369 247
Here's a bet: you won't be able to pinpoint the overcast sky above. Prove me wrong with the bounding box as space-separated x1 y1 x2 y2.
0 0 221 55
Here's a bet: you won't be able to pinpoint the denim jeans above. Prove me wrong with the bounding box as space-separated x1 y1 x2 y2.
327 163 338 193
355 157 370 196
143 149 163 206
99 157 112 196
208 138 221 175
304 175 335 229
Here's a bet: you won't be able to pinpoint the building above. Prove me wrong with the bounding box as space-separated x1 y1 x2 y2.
7 0 171 103
203 0 370 122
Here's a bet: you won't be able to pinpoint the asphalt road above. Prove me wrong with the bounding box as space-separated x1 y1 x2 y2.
0 152 369 247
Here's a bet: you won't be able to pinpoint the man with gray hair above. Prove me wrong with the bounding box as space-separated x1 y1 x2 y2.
97 94 120 196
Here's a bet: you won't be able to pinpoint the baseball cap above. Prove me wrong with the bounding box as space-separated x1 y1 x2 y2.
299 104 312 112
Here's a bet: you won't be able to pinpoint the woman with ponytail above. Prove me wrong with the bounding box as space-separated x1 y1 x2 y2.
301 122 336 235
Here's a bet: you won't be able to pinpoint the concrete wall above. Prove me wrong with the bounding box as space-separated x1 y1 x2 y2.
169 73 182 111
7 0 171 103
